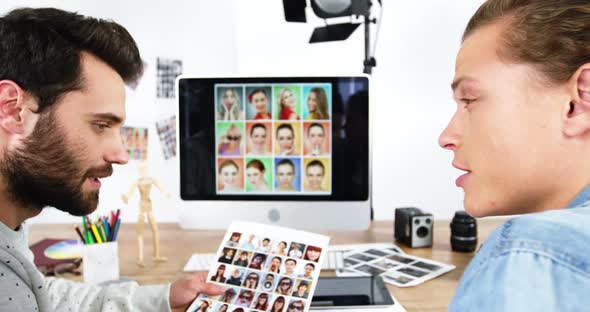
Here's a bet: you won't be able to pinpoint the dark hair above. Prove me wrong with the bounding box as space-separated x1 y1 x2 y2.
276 124 294 136
248 88 268 103
285 258 297 265
306 160 325 174
250 123 267 136
305 263 316 269
464 0 590 84
307 123 325 136
0 8 143 112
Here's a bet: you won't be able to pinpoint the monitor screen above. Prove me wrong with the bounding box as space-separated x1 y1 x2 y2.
178 76 369 202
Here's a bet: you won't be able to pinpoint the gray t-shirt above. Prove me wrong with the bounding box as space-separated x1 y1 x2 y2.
0 221 171 312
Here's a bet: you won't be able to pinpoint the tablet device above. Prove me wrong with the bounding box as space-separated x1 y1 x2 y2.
310 276 397 309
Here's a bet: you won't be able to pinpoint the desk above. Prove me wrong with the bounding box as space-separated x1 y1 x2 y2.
29 218 505 312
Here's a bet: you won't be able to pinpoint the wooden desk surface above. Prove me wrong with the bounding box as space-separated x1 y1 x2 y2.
29 218 505 312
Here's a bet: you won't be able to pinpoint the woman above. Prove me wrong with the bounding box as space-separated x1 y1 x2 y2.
306 87 329 120
276 124 296 156
275 277 293 295
273 241 288 256
267 256 282 273
194 301 210 312
218 88 244 120
218 160 242 192
252 293 270 311
242 272 259 289
248 253 267 270
270 296 286 312
249 89 272 120
218 124 243 156
211 264 226 283
217 248 235 264
278 88 300 120
304 245 322 262
246 159 270 191
220 288 237 303
248 123 270 155
216 304 229 312
276 160 296 192
235 290 254 308
305 160 326 192
304 123 326 156
226 232 241 247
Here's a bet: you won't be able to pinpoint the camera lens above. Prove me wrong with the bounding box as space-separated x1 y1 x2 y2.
264 281 273 289
417 226 429 238
450 211 477 252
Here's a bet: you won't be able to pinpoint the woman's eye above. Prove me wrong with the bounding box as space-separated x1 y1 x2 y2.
461 98 476 108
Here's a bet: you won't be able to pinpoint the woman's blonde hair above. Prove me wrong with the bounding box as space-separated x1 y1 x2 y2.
464 0 590 84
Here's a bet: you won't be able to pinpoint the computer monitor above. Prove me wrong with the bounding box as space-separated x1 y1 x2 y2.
177 75 371 230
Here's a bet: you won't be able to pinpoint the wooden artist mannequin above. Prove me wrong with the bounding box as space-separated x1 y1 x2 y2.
121 161 171 267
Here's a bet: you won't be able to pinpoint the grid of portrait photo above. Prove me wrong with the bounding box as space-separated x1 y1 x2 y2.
187 222 329 312
214 83 333 195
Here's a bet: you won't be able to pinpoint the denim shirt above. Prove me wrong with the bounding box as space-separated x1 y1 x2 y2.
449 186 590 311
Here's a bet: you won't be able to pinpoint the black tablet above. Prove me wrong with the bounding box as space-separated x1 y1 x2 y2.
310 276 396 309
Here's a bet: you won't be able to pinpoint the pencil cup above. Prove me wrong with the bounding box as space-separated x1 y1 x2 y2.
82 242 120 284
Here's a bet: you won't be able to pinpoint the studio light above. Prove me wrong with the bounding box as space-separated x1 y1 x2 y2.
282 0 382 74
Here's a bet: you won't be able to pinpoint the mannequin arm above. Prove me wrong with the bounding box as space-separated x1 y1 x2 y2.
152 178 172 198
121 181 138 203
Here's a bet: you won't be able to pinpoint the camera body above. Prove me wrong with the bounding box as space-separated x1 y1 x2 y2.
394 207 433 248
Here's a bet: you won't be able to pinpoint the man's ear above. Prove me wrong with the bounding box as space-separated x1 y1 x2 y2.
0 80 34 134
564 64 590 137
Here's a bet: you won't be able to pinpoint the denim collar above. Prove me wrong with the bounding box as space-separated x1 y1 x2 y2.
567 184 590 208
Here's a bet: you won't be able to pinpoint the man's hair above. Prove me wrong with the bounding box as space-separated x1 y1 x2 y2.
0 8 143 112
464 0 590 84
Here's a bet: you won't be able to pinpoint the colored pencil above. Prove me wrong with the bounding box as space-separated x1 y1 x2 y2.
91 224 103 243
112 219 121 241
75 226 86 244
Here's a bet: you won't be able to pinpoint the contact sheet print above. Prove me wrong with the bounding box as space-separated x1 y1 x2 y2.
187 222 330 312
214 83 333 196
335 244 455 288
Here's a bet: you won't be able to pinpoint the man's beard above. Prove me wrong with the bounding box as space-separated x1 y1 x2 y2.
0 110 112 216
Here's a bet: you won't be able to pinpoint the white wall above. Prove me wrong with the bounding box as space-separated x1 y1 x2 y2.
232 0 486 220
2 0 486 224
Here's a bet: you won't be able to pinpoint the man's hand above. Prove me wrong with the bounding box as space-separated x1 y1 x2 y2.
170 271 225 312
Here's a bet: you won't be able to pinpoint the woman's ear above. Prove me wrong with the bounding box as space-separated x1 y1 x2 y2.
564 64 590 137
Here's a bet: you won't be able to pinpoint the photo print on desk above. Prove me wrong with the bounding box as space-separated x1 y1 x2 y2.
186 221 329 312
335 244 455 288
155 116 177 159
121 127 148 160
156 57 182 98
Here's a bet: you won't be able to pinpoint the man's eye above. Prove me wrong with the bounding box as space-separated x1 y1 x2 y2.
93 123 109 131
